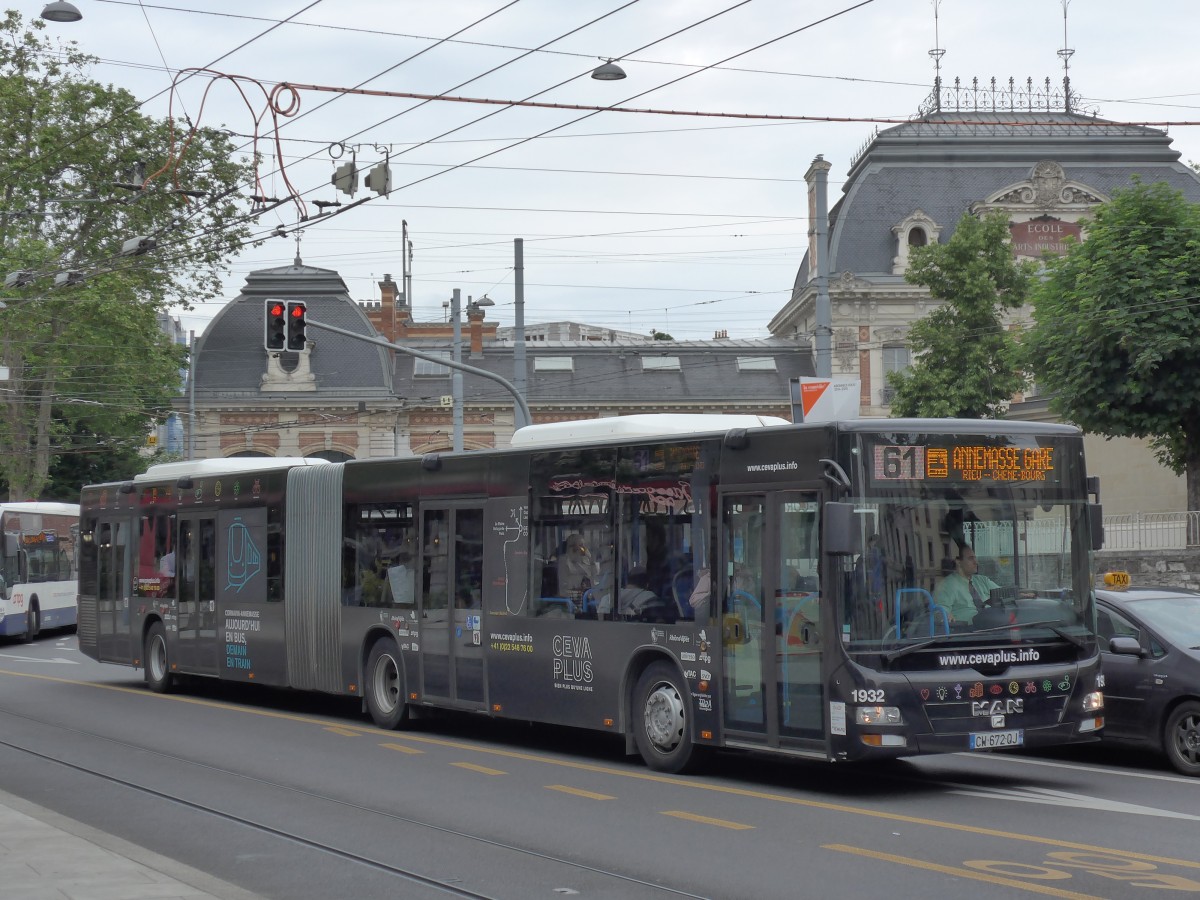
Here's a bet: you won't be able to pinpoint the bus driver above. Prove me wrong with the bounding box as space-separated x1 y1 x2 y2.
934 543 1000 625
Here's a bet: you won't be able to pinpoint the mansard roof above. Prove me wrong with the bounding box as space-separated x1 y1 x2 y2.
190 259 395 402
392 338 813 408
790 109 1200 290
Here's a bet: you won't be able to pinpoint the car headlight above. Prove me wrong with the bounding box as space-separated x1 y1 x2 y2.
1082 691 1103 713
856 705 903 726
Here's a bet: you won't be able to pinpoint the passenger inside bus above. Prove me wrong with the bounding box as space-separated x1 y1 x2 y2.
557 533 599 598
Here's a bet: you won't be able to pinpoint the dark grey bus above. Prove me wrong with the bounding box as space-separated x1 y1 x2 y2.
77 415 1106 772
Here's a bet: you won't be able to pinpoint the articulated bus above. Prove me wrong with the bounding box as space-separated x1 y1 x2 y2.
1 501 81 641
77 416 1105 772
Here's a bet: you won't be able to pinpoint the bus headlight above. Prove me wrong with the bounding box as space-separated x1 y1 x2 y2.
1082 691 1103 713
856 705 903 726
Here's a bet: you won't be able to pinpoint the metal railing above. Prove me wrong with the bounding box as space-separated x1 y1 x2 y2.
1101 511 1200 551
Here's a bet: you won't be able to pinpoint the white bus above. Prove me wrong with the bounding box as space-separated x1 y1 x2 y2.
0 501 80 641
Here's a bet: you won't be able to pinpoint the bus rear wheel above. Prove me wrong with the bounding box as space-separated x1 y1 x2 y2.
365 640 408 730
22 604 39 643
145 622 174 694
633 661 694 773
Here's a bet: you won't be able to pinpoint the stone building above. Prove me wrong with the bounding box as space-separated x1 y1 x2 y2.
183 259 813 460
770 79 1200 514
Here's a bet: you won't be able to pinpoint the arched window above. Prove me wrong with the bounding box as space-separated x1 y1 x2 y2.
891 211 941 274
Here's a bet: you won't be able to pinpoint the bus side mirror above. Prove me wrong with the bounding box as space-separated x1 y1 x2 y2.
823 502 857 556
1089 503 1104 551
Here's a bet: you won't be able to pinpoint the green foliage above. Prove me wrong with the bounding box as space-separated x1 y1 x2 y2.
1026 179 1200 509
0 10 255 499
887 211 1033 418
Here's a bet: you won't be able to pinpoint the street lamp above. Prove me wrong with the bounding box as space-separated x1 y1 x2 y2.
40 2 82 22
591 59 626 81
468 294 495 313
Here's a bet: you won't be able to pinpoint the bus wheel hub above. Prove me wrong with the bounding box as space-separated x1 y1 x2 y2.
644 684 684 750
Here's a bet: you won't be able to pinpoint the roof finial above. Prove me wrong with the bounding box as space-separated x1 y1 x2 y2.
1058 0 1074 113
294 229 303 266
928 0 945 113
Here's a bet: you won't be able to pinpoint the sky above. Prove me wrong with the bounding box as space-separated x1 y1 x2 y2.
21 0 1200 341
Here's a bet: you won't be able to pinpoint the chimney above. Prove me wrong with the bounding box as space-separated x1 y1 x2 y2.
468 304 485 356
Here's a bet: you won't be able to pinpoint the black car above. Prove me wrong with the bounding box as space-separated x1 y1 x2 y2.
1095 583 1200 776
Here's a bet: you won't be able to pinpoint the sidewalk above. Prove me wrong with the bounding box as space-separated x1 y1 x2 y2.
0 788 264 900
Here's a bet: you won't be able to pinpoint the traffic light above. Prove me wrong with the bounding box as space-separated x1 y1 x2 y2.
331 162 357 197
364 161 392 196
264 300 286 350
286 301 308 351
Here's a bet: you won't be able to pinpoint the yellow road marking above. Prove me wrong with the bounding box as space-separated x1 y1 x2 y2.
451 762 506 776
662 810 754 830
824 845 1103 900
381 742 423 755
7 667 1199 872
546 785 615 800
324 725 360 737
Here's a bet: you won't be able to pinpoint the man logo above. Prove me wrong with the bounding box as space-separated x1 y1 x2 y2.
972 699 1024 716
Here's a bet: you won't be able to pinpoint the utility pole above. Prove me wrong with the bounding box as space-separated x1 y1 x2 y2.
451 288 463 452
513 239 529 429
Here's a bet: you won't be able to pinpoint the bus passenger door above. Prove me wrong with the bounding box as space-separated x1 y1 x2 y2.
176 516 219 675
95 517 133 663
721 492 824 749
418 504 486 709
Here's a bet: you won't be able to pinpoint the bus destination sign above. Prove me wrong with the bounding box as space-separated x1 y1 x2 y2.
872 443 1058 484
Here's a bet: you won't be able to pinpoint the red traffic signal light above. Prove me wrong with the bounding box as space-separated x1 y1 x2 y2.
286 301 308 351
264 300 286 350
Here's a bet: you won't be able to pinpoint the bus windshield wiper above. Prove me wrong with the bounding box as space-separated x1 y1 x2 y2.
884 619 1078 663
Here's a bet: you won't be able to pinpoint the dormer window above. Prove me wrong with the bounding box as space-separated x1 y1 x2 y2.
891 210 941 274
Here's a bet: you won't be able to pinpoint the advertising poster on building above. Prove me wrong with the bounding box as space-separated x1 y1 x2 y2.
790 377 860 423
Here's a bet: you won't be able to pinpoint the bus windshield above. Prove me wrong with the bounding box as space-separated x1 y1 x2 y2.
842 433 1095 658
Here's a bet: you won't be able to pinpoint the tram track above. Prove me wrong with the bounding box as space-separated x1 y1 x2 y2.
0 706 710 900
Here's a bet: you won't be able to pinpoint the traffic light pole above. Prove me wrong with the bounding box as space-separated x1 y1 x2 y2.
303 317 532 428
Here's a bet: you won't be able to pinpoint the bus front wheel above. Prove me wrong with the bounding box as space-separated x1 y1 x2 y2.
633 661 694 773
22 604 39 644
145 622 174 694
365 640 409 730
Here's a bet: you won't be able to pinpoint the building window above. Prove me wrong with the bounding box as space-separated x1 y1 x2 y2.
642 356 680 372
883 344 910 375
414 352 451 377
736 356 776 372
534 357 574 372
891 210 942 275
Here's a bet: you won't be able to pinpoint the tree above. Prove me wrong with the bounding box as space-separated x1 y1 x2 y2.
886 211 1033 418
1026 179 1200 512
0 11 254 499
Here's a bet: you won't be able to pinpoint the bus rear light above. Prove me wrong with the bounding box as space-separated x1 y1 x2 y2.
856 705 903 726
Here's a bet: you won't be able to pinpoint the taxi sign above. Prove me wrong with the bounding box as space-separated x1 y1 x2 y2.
1103 571 1131 589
